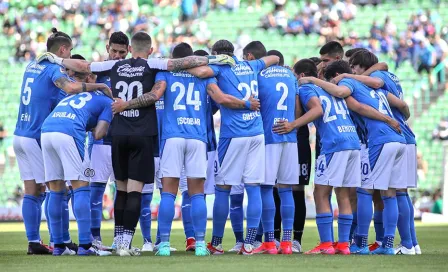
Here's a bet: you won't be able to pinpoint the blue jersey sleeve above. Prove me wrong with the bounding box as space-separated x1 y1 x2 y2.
98 98 113 123
299 86 318 109
206 77 218 86
155 71 168 82
248 59 266 74
370 71 387 86
339 79 355 94
209 65 220 77
50 65 68 84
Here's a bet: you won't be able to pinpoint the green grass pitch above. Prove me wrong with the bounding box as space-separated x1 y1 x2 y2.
0 221 447 272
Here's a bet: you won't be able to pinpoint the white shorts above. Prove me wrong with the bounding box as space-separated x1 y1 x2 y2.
154 157 162 190
41 132 90 182
178 168 188 193
406 144 417 188
368 142 407 190
160 138 207 179
265 143 299 185
230 184 245 195
215 135 265 186
314 149 361 188
204 151 216 195
360 144 371 189
90 144 115 183
13 135 45 184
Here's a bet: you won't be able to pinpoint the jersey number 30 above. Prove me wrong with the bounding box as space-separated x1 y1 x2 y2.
116 81 143 101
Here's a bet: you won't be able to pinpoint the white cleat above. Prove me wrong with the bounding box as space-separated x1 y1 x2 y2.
292 240 302 253
414 244 422 255
118 246 141 256
394 244 416 255
91 246 113 256
253 241 263 251
142 241 154 252
274 239 280 248
228 242 243 252
92 239 113 251
154 243 177 252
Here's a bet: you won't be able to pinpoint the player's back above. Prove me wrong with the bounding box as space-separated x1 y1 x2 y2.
210 57 265 138
258 65 297 144
339 78 406 146
158 71 213 143
15 60 67 139
371 71 416 144
300 83 360 154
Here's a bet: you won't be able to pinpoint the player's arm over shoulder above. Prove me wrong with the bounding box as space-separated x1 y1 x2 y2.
305 77 351 98
54 76 111 96
206 82 250 110
386 92 410 120
93 97 113 140
92 121 110 140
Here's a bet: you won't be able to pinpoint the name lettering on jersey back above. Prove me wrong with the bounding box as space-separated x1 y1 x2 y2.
243 111 261 121
177 117 200 126
156 100 164 110
232 64 254 76
52 111 76 120
260 67 291 78
120 109 140 117
171 71 195 78
117 64 145 77
337 125 356 133
273 117 288 125
26 63 46 74
21 113 31 122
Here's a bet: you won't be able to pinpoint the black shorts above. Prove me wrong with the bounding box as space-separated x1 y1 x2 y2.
418 63 432 74
112 135 156 184
297 134 312 186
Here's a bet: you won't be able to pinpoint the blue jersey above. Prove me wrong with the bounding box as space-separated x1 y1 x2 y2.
14 60 68 139
42 91 113 159
371 71 416 144
351 113 368 145
154 96 164 157
89 74 113 146
210 57 265 138
339 78 406 146
206 98 218 152
299 83 360 154
258 65 298 144
156 71 216 143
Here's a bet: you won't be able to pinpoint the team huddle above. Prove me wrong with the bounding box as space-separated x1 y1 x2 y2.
14 27 421 257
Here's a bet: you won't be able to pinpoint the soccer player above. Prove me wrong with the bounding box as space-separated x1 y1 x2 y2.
89 32 130 250
14 28 108 255
303 60 407 255
242 44 298 255
334 50 419 254
41 61 113 256
112 42 259 256
40 31 236 256
187 39 280 255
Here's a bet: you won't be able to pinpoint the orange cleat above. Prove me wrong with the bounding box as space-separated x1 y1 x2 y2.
207 242 224 255
277 241 293 255
335 242 350 255
304 242 336 255
253 242 277 254
368 242 381 252
186 237 196 252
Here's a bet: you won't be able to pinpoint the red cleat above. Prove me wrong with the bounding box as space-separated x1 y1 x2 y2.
278 241 293 255
207 242 224 255
335 242 350 255
238 243 254 255
253 242 277 254
304 242 335 255
186 237 196 252
368 242 381 252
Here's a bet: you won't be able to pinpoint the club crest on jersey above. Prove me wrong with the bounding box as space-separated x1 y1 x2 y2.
84 168 95 177
117 64 145 77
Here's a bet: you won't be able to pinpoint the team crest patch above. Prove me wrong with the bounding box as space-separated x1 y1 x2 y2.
84 168 95 177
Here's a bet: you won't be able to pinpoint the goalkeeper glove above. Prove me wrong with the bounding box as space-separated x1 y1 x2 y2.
207 55 236 66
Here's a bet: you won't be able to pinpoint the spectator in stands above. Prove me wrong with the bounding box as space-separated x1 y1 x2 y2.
302 0 319 16
431 188 443 214
260 3 289 30
181 0 197 21
7 185 23 206
394 37 410 69
432 34 448 84
342 0 357 21
417 39 436 90
417 151 428 183
383 16 397 36
285 13 314 35
432 117 448 141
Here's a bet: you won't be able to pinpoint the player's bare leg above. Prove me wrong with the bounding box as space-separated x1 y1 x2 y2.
187 178 209 256
334 187 353 255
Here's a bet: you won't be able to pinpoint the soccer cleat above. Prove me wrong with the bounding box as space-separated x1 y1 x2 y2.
154 243 177 252
349 244 370 255
155 242 171 257
253 242 277 254
117 246 141 257
142 240 154 252
78 246 112 256
292 240 302 253
228 242 243 252
278 241 293 255
92 239 113 252
304 242 335 255
253 241 263 251
52 246 75 256
238 243 254 255
394 244 416 255
195 241 210 256
207 243 224 255
186 237 196 252
368 241 381 252
27 242 52 255
414 244 422 255
371 246 395 255
65 242 78 253
274 239 281 248
335 242 350 255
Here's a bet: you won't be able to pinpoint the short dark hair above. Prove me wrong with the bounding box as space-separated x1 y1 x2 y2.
212 40 234 56
345 47 367 59
46 27 72 52
172 42 193 58
294 59 318 78
70 54 88 79
243 41 267 60
131 32 152 52
193 49 209 56
267 50 284 66
309 57 322 66
349 50 378 69
324 60 352 80
109 31 129 46
70 54 85 60
319 41 344 58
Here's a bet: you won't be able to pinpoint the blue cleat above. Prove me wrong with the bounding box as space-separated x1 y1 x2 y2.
350 244 370 255
78 246 112 256
155 242 171 256
372 246 395 255
53 246 75 256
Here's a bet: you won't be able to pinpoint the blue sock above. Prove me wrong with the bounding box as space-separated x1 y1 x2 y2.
48 190 65 245
90 183 106 240
338 214 353 243
62 191 71 243
316 213 333 243
139 193 153 242
382 196 398 249
158 192 176 242
349 211 357 241
260 185 275 242
44 192 53 244
211 187 230 246
244 185 262 245
255 221 263 242
406 194 418 246
373 210 384 242
396 192 412 249
22 195 40 242
357 189 373 248
230 193 244 243
156 228 161 245
73 187 92 246
329 193 334 242
190 193 207 242
278 187 294 242
38 192 45 237
181 191 195 239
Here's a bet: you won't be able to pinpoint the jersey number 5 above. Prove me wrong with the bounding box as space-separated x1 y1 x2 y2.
22 78 34 106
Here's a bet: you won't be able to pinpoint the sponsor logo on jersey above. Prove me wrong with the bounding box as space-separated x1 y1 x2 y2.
117 64 145 77
231 64 254 76
260 66 291 78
